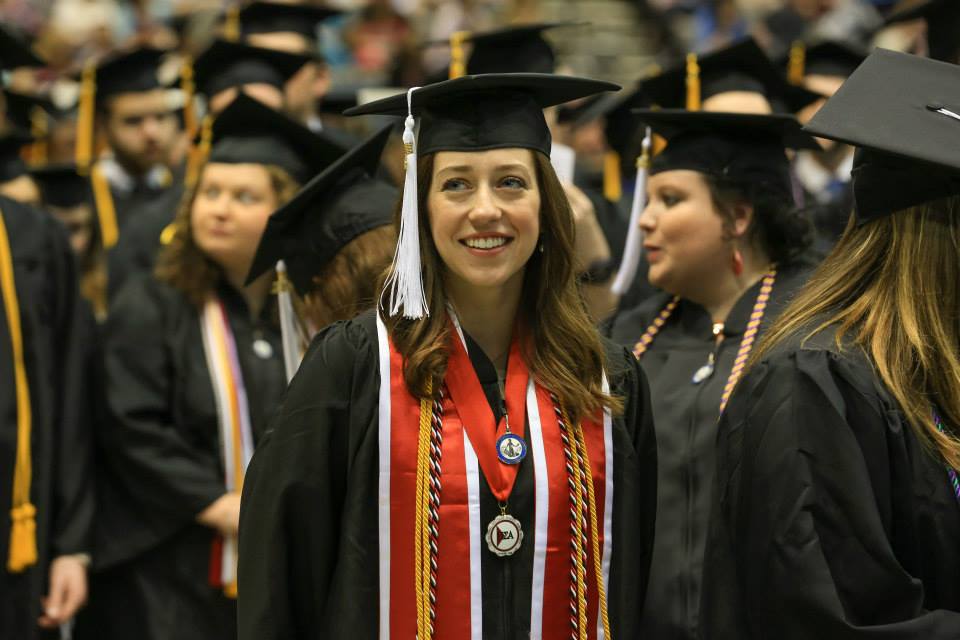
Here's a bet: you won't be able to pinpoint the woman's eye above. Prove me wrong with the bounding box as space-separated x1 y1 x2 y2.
661 192 683 207
235 191 259 205
499 176 527 189
441 178 470 191
201 187 220 200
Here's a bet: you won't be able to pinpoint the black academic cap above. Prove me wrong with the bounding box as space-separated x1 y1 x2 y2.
465 22 576 75
0 129 33 183
93 47 169 103
194 39 311 98
246 124 396 292
344 73 619 156
642 38 822 113
207 93 348 184
804 48 960 221
2 89 55 131
239 2 340 41
789 41 868 79
29 163 92 208
635 109 819 200
0 24 44 69
884 0 960 62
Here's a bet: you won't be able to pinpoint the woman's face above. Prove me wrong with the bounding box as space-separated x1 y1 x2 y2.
640 169 733 296
191 162 278 279
428 148 541 295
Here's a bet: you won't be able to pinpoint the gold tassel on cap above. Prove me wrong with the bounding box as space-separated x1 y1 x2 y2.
787 40 806 86
181 56 198 137
448 30 470 80
185 114 214 190
26 106 48 166
0 208 37 573
603 150 621 202
90 166 119 249
75 60 96 174
223 6 240 42
685 53 701 111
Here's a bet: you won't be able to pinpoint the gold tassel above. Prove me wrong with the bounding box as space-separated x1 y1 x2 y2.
224 578 238 599
787 40 806 86
185 114 213 190
603 150 621 202
90 165 119 249
181 56 197 137
75 60 96 174
223 6 240 42
27 106 48 166
448 30 470 79
685 52 700 112
0 208 37 573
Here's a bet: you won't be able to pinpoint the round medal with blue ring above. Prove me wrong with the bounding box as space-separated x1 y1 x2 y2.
496 432 527 465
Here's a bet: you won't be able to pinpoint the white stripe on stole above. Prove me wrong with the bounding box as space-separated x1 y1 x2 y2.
463 431 483 640
527 380 549 639
375 315 392 640
597 374 614 640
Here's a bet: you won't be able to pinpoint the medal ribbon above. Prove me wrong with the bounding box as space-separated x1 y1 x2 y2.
199 296 254 597
444 322 528 503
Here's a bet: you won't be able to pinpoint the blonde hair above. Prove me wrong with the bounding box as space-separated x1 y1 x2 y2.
751 195 960 469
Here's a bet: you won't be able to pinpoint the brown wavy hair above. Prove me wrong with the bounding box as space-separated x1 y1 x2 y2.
750 195 960 469
155 163 301 306
302 225 397 329
382 151 621 424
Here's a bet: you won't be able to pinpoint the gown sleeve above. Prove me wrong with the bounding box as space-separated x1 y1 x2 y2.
238 318 379 640
101 277 225 525
700 347 960 639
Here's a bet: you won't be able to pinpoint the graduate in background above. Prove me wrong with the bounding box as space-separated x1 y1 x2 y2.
883 0 960 64
606 109 820 640
79 95 344 640
0 129 42 206
238 73 657 639
700 49 960 638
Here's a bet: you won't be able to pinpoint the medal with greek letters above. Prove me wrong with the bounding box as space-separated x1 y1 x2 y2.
485 508 523 556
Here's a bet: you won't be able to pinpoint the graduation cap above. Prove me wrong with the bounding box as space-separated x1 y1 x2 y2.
642 38 822 113
0 23 44 69
239 2 341 42
0 129 33 183
782 40 869 84
29 163 92 208
804 48 960 222
635 109 819 198
193 39 311 99
345 72 618 318
885 0 960 62
246 124 396 293
206 92 348 184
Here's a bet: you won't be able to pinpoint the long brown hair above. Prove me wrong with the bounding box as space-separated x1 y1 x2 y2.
383 151 620 424
750 195 960 469
156 162 301 306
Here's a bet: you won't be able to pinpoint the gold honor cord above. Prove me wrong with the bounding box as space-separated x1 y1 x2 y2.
90 164 119 249
0 209 37 572
414 383 434 639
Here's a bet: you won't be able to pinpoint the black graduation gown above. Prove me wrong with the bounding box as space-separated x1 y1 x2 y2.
79 273 286 640
0 196 94 639
606 259 813 640
237 309 658 639
700 327 960 638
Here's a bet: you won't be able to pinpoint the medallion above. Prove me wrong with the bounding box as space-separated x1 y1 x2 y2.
252 338 274 360
496 432 527 465
691 362 714 384
485 513 523 556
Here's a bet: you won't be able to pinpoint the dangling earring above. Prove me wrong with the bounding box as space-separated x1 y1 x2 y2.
731 248 744 276
538 237 545 253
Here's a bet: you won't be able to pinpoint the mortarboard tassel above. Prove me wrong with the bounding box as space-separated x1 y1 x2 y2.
181 56 198 137
26 106 47 166
382 87 429 319
602 150 622 202
611 127 652 296
787 40 806 86
185 114 214 190
75 60 96 174
0 209 37 573
448 30 470 80
223 6 241 42
685 53 701 112
90 166 119 249
273 261 303 383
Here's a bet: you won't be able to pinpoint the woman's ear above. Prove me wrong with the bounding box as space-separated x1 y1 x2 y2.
731 201 754 238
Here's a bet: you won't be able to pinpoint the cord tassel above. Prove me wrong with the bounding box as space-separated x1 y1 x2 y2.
75 61 96 174
448 30 469 79
274 261 302 383
382 87 428 319
611 127 652 295
787 41 806 86
602 151 621 202
685 53 701 112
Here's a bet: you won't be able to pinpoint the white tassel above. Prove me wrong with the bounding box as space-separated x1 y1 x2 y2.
381 87 429 319
275 260 303 383
611 127 652 296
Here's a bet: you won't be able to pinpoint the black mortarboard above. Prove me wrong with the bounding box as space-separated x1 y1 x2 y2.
635 109 819 200
804 48 960 221
207 93 348 184
0 129 33 183
194 39 311 98
787 41 868 79
344 73 619 156
465 23 575 75
246 124 396 292
92 47 169 103
642 38 821 113
239 2 340 41
344 72 618 319
0 24 44 69
29 163 92 208
885 0 960 62
2 89 55 131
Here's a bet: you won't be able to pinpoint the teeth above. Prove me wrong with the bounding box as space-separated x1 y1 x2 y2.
465 237 507 249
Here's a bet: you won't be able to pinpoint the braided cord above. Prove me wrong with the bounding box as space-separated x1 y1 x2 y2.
933 409 960 505
718 270 776 415
556 402 589 639
633 297 679 359
426 391 445 632
414 382 435 639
